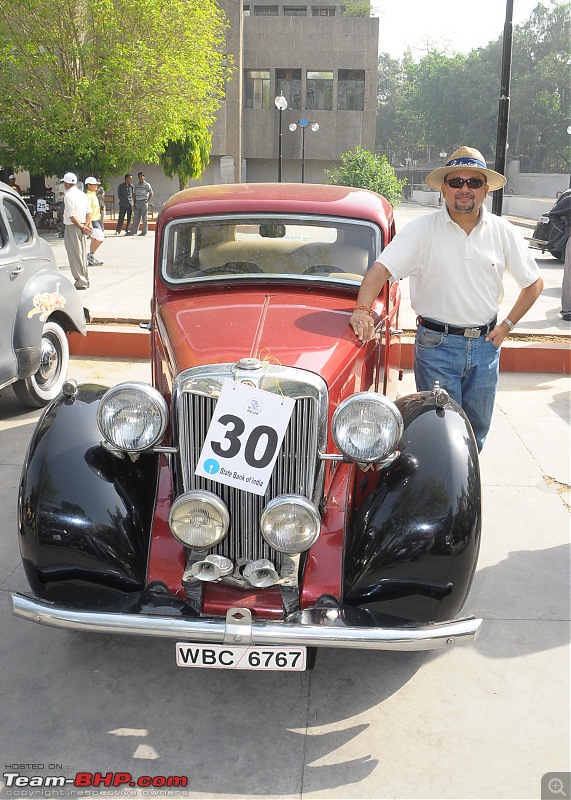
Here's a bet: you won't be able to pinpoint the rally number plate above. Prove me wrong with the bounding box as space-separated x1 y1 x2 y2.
176 643 306 671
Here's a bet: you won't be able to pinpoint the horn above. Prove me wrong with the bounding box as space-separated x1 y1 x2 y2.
190 555 233 582
243 559 279 588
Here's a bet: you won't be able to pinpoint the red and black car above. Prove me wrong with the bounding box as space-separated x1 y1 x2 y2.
12 183 482 671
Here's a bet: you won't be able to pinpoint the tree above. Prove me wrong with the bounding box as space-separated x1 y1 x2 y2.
0 0 231 178
325 147 406 205
159 123 213 191
375 1 570 172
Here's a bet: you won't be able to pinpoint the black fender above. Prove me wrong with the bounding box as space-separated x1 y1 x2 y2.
345 390 481 623
19 384 160 607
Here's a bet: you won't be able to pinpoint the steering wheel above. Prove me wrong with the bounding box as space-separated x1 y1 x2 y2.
303 265 345 275
198 262 263 276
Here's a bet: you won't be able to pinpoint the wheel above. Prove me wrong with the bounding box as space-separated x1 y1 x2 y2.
198 262 262 276
549 249 564 262
303 265 344 275
13 321 69 408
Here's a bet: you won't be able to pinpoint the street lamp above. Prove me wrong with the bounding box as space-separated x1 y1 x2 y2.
274 94 288 182
289 117 319 183
438 151 447 206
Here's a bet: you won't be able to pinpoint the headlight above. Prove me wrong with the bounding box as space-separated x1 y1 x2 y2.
97 382 168 451
169 491 229 548
332 392 403 463
260 495 320 554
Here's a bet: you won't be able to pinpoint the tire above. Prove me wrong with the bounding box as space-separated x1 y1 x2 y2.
549 249 564 262
13 321 70 408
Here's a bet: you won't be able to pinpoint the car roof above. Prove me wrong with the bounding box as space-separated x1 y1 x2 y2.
159 182 393 229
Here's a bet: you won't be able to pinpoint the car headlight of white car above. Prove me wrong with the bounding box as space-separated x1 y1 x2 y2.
331 392 403 464
169 490 230 548
260 495 321 554
97 382 168 452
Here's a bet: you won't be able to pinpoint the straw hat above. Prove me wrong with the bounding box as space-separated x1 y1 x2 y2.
426 146 507 192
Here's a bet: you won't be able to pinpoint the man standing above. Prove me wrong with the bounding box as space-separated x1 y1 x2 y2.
350 146 543 451
129 171 153 236
546 188 571 321
62 172 92 290
116 173 134 235
7 174 21 193
85 177 105 266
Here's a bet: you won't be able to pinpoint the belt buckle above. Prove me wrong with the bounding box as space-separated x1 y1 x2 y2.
464 327 481 339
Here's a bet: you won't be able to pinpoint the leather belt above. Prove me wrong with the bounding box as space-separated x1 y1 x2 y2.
417 316 497 338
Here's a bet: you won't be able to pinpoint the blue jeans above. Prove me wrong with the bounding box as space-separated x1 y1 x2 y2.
414 321 501 451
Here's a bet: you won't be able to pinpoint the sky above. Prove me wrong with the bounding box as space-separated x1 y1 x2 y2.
371 0 544 59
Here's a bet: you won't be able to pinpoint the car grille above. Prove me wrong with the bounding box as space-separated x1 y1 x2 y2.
174 363 328 566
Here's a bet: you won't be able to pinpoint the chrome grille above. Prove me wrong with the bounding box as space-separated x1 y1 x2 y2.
174 363 327 565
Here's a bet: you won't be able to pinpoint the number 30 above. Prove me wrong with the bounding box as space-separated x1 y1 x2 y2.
211 414 279 468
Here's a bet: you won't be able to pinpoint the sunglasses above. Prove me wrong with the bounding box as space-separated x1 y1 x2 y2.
445 177 486 189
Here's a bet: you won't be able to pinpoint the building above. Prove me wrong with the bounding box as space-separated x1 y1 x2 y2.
16 1 380 208
200 0 380 187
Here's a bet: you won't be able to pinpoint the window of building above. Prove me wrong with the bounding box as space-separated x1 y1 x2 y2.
276 69 302 109
243 4 250 15
311 6 336 15
253 5 279 14
306 70 333 110
337 69 365 110
244 69 271 108
284 6 307 14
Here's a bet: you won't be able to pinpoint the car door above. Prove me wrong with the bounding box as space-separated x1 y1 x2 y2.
0 194 43 388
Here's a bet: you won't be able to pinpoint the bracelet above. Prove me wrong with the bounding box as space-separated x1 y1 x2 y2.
502 318 515 332
354 304 373 315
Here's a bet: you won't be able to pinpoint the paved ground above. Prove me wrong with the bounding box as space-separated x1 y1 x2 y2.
0 202 569 800
0 358 569 800
42 202 571 338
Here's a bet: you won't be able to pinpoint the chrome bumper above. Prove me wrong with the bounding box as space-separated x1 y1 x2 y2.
12 594 482 652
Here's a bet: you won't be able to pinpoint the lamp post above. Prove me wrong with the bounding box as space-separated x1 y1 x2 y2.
274 94 288 182
438 151 447 206
289 117 319 182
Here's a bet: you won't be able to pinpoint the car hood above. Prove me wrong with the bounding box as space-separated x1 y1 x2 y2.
157 286 365 382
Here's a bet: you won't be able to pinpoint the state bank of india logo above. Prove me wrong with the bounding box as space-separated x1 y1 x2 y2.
246 398 264 416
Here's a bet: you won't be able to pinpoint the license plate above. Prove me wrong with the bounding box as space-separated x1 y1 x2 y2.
176 643 306 671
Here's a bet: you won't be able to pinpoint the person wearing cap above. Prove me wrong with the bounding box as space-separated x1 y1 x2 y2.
7 174 21 193
85 177 104 266
128 171 153 236
62 171 92 290
350 145 544 451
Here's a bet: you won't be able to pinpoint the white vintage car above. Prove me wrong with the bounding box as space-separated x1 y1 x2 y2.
0 180 86 406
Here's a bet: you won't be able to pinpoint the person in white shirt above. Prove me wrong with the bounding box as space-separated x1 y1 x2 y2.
350 146 544 451
62 172 92 289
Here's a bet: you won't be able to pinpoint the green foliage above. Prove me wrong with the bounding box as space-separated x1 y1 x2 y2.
376 1 570 172
342 2 372 17
159 124 212 191
0 0 231 178
325 147 406 205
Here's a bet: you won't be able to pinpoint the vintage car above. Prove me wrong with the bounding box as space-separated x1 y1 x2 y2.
12 183 482 671
0 180 87 407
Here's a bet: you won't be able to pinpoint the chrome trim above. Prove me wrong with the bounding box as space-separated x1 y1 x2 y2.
171 363 329 568
12 595 482 652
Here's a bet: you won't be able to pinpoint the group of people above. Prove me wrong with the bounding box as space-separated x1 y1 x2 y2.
115 172 154 237
61 171 154 290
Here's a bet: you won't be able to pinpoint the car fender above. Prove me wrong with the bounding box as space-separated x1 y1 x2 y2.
19 384 160 606
13 268 87 376
345 390 481 623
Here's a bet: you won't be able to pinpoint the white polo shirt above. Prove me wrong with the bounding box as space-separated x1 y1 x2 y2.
63 185 89 226
378 205 541 326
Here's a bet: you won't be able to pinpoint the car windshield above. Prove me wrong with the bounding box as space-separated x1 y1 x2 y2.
162 214 379 283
